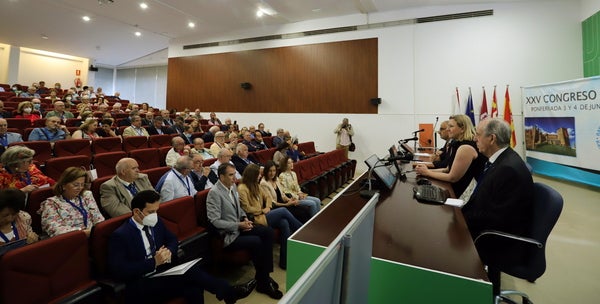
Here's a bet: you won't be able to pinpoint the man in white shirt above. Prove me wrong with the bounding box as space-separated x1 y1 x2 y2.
159 156 197 202
210 148 241 180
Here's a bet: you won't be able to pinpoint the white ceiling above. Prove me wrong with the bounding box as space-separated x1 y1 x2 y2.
0 0 545 67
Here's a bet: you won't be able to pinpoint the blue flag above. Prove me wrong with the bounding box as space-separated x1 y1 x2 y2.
465 88 475 125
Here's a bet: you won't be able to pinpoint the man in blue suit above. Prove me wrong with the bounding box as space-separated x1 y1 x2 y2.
0 118 23 148
108 190 252 303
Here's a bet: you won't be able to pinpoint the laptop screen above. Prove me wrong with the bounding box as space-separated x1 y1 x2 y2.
364 154 397 190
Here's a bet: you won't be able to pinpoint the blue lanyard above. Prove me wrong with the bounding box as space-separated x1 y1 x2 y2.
64 196 88 228
0 222 19 243
172 169 191 195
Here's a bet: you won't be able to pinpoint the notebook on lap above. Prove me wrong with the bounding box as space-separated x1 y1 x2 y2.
0 238 27 256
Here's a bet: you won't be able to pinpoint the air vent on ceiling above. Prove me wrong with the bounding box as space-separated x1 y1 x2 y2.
183 9 493 50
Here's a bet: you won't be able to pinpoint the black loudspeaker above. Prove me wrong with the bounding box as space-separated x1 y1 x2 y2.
240 82 252 90
370 98 381 105
89 65 98 72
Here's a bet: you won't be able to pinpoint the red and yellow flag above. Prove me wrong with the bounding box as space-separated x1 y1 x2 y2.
503 85 516 147
491 86 498 118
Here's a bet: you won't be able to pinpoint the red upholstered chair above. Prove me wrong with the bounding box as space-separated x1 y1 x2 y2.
157 146 171 167
148 134 173 148
5 118 32 129
128 148 160 170
45 155 91 181
93 151 127 179
297 141 321 158
8 141 52 165
6 127 22 137
25 187 55 235
53 139 92 157
92 136 123 154
0 231 101 304
253 147 276 165
32 118 47 128
158 196 207 256
122 135 148 152
140 166 170 188
91 175 114 211
64 118 82 127
202 157 217 168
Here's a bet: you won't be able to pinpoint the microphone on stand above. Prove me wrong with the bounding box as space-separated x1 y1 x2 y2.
399 137 418 143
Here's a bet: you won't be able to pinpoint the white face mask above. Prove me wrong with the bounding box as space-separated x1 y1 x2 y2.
23 107 32 113
141 211 158 227
66 96 72 101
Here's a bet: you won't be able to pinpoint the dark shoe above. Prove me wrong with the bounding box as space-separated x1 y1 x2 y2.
269 277 279 290
256 279 283 300
225 279 256 304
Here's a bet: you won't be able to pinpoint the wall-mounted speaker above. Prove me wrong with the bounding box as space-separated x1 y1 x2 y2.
370 97 381 105
89 65 98 72
240 82 252 90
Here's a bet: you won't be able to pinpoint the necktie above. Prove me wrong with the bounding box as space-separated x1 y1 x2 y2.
126 183 138 196
476 161 493 185
142 226 156 255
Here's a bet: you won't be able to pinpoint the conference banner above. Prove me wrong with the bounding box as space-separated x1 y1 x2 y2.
522 76 600 171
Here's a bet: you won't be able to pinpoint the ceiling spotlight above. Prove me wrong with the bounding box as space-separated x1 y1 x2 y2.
140 3 148 9
188 22 195 28
82 16 91 22
256 9 265 17
41 34 49 40
135 31 141 37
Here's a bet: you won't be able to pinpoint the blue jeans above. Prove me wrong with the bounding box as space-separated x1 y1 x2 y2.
266 208 302 268
299 195 321 217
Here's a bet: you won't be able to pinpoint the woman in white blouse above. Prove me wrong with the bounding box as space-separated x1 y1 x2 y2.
277 156 321 217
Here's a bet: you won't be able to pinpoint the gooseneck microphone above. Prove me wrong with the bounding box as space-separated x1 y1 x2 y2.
399 137 418 143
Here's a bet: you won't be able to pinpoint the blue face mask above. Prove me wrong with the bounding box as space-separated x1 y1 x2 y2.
33 104 41 110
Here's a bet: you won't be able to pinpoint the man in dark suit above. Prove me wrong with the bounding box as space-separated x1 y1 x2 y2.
147 116 174 135
231 143 258 174
108 190 252 304
462 118 534 267
432 120 452 169
0 101 13 118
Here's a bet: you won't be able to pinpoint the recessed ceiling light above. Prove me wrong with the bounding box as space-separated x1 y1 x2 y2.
312 8 322 12
188 22 195 28
135 31 141 37
140 3 148 9
82 16 91 22
256 9 264 18
41 34 49 40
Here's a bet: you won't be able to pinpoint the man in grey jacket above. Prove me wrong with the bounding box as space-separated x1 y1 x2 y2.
100 158 154 218
206 163 283 300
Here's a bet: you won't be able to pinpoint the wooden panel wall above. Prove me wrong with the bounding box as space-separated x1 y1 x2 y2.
167 38 378 114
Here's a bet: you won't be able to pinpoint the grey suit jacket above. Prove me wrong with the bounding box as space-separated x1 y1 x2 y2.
206 180 247 247
100 174 153 218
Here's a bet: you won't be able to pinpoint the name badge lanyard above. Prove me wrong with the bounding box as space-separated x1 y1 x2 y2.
0 222 19 243
64 196 88 228
172 169 191 195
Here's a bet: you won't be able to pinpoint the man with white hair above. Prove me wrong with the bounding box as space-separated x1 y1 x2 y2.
99 158 154 218
159 156 197 202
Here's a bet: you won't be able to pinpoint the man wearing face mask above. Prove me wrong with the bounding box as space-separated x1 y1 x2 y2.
31 98 45 117
108 190 251 304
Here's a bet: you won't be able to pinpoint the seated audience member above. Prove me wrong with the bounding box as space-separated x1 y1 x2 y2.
202 125 220 144
125 103 139 113
0 118 23 148
118 111 136 127
77 95 93 113
15 101 41 124
159 156 197 202
207 112 222 126
165 137 191 167
260 160 312 223
189 119 202 133
228 133 239 150
271 128 285 148
278 156 321 217
36 81 49 95
0 189 39 245
45 101 75 121
0 146 55 192
28 116 71 143
142 112 154 126
210 148 241 180
257 123 271 137
39 167 104 237
140 102 150 113
242 131 263 152
19 86 40 98
31 98 45 117
206 163 283 299
122 115 149 137
147 116 173 135
431 120 452 169
462 118 534 267
161 110 174 126
190 138 213 160
108 189 249 304
209 131 230 158
180 125 195 145
273 142 290 166
72 119 100 140
0 101 13 118
111 102 125 115
96 103 110 115
238 164 302 269
189 154 215 191
415 114 486 199
253 131 268 149
45 89 62 104
96 118 118 137
192 108 203 120
112 92 121 100
100 158 154 218
231 144 258 175
168 116 185 135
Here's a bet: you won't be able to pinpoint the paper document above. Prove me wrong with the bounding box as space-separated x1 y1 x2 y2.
151 257 202 277
444 198 466 208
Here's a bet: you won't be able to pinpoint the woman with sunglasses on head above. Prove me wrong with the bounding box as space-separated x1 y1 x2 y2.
39 167 104 237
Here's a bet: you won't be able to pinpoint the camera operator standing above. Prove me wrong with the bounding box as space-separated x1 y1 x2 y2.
334 118 355 158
